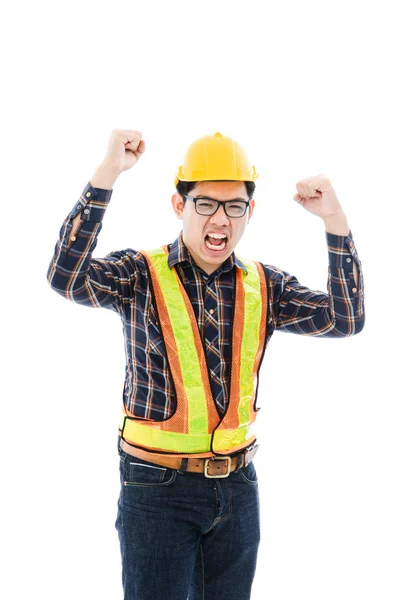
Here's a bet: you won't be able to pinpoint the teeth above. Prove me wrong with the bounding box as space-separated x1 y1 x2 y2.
208 233 227 239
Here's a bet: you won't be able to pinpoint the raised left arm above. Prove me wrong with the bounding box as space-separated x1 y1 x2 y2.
293 174 359 287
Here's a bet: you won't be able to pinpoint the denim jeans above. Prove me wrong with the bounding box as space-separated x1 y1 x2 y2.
115 442 261 600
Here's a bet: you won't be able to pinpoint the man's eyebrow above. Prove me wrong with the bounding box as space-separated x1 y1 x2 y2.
193 195 248 202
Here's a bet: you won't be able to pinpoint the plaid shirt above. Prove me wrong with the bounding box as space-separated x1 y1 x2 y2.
47 181 365 420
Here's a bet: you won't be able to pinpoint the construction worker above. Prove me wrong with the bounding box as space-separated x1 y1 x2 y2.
46 129 365 600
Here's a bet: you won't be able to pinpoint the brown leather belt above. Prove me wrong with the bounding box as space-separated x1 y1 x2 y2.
119 438 259 478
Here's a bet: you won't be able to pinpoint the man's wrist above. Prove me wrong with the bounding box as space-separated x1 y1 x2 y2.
90 162 121 190
322 211 350 235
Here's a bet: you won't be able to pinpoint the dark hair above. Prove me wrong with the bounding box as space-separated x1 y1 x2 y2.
176 180 255 204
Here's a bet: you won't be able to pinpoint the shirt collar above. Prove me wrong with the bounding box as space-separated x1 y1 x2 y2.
167 230 248 275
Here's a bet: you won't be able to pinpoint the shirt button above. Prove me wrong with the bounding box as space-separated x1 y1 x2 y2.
209 309 214 314
70 235 76 242
77 204 81 209
84 208 89 214
352 287 357 293
346 257 351 262
349 242 354 247
86 192 91 197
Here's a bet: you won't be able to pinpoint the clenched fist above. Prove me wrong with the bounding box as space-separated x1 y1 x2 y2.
293 173 345 219
103 129 146 173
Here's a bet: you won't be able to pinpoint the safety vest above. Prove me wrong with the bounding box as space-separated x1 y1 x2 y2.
118 245 268 458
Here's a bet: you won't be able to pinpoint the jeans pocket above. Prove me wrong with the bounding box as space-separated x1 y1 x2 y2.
238 461 258 485
122 456 176 487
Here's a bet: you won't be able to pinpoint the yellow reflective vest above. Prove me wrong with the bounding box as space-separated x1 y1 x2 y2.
119 245 268 458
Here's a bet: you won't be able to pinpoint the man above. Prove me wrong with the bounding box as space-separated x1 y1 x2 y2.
47 129 365 600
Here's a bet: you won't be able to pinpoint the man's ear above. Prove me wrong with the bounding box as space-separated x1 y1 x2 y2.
171 193 184 219
248 198 255 223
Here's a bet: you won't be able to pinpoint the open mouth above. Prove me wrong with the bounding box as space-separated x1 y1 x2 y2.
204 233 228 253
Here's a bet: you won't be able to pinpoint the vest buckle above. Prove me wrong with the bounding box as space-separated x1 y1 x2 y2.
204 456 232 478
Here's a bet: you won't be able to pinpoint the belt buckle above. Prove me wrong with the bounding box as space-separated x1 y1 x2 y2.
204 456 232 478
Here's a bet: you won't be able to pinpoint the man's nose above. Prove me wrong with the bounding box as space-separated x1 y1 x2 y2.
209 204 229 225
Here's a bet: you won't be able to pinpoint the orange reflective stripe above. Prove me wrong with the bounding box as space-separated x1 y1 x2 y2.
140 248 189 433
165 245 220 434
212 260 268 453
224 266 245 431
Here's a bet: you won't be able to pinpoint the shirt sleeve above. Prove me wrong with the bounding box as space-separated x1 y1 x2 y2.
46 181 137 314
263 229 365 337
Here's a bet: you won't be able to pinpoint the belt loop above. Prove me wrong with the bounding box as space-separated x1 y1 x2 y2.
178 457 189 474
117 436 126 461
237 451 244 470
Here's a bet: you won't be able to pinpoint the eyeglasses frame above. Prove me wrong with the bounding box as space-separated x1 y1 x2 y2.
181 194 251 218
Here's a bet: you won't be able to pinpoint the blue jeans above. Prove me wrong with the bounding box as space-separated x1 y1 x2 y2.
115 442 261 600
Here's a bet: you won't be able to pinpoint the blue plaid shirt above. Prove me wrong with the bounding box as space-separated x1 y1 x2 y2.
47 181 365 420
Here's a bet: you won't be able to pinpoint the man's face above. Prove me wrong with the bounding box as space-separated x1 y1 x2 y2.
171 181 255 275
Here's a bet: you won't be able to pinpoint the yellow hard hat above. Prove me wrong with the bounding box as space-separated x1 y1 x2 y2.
174 131 259 187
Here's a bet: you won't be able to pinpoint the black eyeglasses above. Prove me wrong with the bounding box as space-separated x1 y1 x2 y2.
182 195 250 218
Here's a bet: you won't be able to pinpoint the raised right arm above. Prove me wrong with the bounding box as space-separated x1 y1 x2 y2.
46 130 146 314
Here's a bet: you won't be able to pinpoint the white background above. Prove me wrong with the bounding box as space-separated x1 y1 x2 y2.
2 1 399 599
